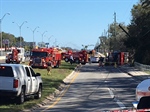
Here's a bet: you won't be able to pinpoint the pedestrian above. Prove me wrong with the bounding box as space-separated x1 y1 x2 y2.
88 56 91 64
12 47 18 63
99 56 104 67
47 60 52 75
70 54 74 65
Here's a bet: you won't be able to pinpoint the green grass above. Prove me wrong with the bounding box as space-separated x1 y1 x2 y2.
144 70 150 74
0 61 77 112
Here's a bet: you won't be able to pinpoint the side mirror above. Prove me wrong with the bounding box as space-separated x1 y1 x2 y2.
36 73 41 76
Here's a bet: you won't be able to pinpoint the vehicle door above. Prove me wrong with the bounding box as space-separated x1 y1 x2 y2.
29 67 38 93
25 67 32 94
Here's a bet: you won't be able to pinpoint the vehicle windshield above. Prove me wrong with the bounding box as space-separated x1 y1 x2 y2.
31 51 48 57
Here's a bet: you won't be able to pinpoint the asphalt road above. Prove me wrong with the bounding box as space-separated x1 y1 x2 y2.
33 63 142 112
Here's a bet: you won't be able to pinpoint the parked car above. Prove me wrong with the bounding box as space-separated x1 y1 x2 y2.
90 56 99 63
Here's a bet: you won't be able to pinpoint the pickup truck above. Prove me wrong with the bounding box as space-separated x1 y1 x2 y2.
0 64 43 104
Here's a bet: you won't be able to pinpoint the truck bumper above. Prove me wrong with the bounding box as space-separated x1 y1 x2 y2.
0 90 18 97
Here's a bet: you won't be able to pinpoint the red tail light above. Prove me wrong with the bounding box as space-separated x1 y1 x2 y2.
13 79 19 88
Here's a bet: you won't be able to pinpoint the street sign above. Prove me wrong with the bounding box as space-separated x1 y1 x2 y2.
45 43 49 45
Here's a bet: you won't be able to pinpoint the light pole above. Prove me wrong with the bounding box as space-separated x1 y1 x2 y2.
13 21 27 47
37 31 47 47
48 35 53 47
27 26 39 48
0 13 10 54
42 31 47 43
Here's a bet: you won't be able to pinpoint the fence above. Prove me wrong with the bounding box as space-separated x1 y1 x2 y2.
134 62 150 71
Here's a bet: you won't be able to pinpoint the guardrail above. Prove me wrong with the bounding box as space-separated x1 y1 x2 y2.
134 62 150 71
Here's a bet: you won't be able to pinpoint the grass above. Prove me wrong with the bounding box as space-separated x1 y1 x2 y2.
0 61 77 112
144 70 150 74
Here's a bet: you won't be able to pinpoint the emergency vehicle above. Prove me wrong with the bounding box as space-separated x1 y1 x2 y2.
133 79 150 109
5 47 25 64
29 47 61 68
105 51 129 66
63 50 88 65
62 50 72 62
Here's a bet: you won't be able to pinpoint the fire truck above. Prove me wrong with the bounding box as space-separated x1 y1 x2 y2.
63 50 89 65
5 47 25 64
29 47 61 68
105 51 129 66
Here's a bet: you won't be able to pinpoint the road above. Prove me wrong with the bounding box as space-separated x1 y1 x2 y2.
33 63 142 112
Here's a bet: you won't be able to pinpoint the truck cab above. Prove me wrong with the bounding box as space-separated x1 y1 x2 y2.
29 47 61 68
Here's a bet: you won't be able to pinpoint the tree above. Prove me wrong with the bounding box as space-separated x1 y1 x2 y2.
107 23 128 52
126 1 150 64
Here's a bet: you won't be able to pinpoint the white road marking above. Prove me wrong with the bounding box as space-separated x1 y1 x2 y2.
108 88 126 109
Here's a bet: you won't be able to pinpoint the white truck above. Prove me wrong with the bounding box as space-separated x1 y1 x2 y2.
0 64 43 104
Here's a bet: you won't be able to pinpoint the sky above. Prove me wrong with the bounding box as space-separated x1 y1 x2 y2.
0 0 139 50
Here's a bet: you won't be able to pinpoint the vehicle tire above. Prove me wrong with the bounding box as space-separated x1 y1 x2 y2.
5 61 9 63
75 59 80 64
34 85 42 99
55 63 59 68
56 61 60 68
65 58 69 62
81 62 86 65
16 88 25 104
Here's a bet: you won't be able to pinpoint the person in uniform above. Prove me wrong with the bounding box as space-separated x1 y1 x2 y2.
70 54 74 65
12 48 18 62
99 56 104 67
47 60 52 75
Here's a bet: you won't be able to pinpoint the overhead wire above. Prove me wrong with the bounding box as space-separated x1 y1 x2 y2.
122 0 138 25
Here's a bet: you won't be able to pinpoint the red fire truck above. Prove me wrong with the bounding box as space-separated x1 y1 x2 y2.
105 51 129 66
63 50 89 65
29 47 61 68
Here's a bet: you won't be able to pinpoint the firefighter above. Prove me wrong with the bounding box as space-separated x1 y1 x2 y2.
12 48 18 62
47 60 52 75
99 56 104 67
70 54 74 65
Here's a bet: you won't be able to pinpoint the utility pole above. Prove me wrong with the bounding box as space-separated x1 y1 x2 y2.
108 24 110 38
114 12 116 38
